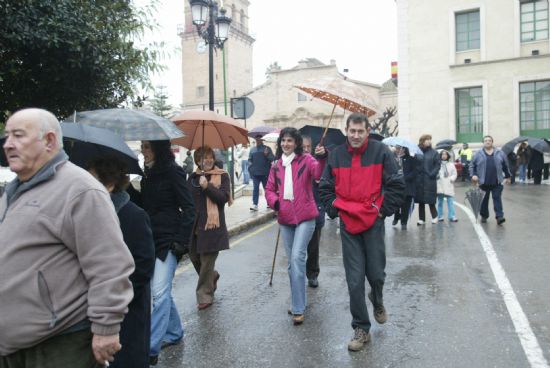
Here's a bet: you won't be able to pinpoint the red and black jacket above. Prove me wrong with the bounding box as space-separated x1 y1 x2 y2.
319 139 405 234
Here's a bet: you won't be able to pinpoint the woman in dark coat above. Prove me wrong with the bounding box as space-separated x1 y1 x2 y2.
415 134 440 225
128 140 195 365
188 145 232 310
88 157 155 368
397 148 417 229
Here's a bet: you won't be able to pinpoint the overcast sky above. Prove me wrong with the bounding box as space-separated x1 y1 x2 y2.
137 0 398 105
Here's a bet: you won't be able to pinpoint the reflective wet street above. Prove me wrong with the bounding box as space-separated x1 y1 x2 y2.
158 183 550 367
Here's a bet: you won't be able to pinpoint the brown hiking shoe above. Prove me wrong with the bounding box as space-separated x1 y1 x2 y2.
368 292 388 324
347 328 371 351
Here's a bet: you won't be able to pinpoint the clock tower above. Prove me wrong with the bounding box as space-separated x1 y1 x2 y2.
179 0 255 113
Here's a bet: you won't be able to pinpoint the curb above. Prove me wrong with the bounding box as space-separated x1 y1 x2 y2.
227 210 276 238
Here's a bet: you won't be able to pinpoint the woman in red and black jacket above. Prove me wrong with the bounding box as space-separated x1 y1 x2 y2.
319 113 404 352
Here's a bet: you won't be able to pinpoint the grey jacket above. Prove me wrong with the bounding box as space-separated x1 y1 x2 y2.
0 152 135 355
469 148 511 185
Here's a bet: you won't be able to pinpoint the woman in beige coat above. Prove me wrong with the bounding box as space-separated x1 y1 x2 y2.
437 150 458 222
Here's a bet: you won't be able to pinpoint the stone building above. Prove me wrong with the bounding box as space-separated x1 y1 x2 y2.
397 0 550 145
179 0 254 113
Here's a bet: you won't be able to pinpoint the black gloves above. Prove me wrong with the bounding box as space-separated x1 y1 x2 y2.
326 205 339 219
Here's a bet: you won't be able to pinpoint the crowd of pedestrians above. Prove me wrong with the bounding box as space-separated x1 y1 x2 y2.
0 107 546 368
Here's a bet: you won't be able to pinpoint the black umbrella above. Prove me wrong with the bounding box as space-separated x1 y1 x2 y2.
436 139 457 146
501 136 550 155
369 133 385 142
465 187 485 222
435 143 454 150
298 125 346 150
61 123 143 175
247 125 278 138
64 108 184 141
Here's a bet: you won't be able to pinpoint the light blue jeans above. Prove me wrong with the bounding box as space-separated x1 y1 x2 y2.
519 164 527 181
241 160 250 185
150 251 184 357
437 194 456 220
280 219 316 315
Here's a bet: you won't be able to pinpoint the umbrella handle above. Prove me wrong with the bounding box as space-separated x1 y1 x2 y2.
320 104 337 146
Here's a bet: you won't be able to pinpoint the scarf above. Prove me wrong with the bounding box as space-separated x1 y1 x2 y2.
281 153 295 200
195 166 233 230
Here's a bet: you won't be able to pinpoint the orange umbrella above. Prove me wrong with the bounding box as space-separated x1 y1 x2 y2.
171 110 249 150
294 76 378 118
294 76 378 145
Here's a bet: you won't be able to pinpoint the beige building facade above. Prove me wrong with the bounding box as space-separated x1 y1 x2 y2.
397 0 550 145
179 0 254 113
243 59 396 132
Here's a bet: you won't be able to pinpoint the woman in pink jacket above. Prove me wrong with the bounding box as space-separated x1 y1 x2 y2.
265 127 326 325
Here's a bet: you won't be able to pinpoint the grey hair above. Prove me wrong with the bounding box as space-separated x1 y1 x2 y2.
31 109 63 148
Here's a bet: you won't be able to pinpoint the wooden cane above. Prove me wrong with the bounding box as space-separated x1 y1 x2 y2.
319 103 338 147
269 227 281 286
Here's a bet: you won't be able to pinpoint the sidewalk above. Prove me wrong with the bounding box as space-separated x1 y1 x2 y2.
226 189 275 238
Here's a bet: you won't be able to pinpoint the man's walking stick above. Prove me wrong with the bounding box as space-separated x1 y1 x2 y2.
269 227 281 286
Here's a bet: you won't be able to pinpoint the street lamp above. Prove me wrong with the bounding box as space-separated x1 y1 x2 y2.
189 0 231 111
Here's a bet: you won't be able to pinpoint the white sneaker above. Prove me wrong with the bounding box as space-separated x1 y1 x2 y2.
417 220 425 226
250 205 258 211
431 218 438 224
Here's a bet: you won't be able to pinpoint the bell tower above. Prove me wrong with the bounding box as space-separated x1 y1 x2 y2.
179 0 255 113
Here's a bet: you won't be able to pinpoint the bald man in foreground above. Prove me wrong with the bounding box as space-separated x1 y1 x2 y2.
0 109 135 368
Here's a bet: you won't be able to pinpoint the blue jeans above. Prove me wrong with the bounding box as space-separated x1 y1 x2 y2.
437 194 456 220
150 251 183 357
480 184 504 219
252 175 268 206
241 160 250 184
519 164 527 181
280 220 316 315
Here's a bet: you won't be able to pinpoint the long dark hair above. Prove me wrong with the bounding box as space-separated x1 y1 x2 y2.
275 127 303 158
150 140 175 166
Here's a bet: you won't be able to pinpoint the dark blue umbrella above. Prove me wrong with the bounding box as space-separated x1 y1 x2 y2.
61 123 143 175
298 125 346 150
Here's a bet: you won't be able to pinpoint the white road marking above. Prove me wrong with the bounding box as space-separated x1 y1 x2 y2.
456 202 549 368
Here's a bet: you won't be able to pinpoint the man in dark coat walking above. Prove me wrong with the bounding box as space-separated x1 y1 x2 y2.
320 113 404 352
302 136 325 288
248 135 275 211
415 134 440 225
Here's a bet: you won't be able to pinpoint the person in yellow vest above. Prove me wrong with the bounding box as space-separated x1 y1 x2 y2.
458 143 473 181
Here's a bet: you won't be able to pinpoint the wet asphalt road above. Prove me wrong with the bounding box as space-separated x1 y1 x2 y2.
157 182 550 368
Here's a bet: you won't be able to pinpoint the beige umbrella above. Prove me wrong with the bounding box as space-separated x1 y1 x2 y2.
171 110 249 150
294 76 378 144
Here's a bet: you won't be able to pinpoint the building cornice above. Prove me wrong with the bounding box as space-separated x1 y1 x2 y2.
450 53 550 69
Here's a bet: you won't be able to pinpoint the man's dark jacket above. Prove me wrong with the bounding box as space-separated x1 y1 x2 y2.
319 139 405 234
248 144 275 177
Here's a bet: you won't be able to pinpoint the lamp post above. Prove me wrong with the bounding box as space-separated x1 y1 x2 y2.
189 0 231 112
